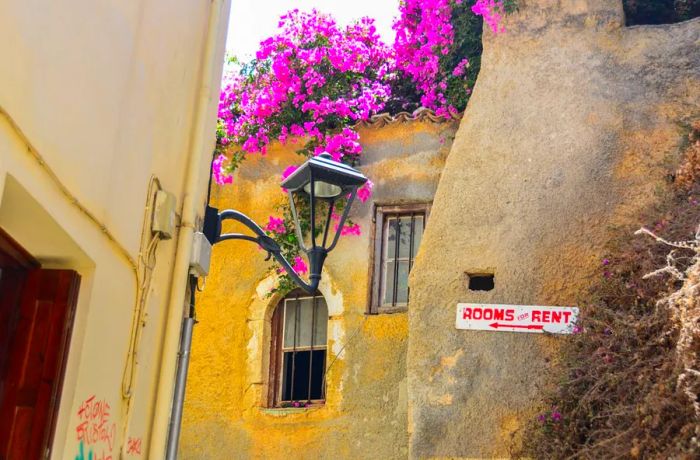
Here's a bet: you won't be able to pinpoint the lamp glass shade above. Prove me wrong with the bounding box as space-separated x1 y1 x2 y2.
303 181 343 199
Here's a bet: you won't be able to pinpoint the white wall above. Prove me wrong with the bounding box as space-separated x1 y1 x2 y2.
0 0 231 457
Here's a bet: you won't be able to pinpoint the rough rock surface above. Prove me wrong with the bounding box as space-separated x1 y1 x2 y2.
407 1 700 457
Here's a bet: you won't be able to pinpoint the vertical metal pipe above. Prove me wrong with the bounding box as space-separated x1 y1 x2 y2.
164 316 195 460
290 295 299 401
309 172 317 248
409 214 415 270
393 218 400 306
308 295 316 401
321 201 335 248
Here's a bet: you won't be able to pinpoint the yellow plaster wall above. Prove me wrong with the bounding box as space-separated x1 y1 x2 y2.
180 120 458 459
0 1 231 458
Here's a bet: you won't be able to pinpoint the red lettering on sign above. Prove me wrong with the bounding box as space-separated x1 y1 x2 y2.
532 310 541 322
563 311 572 323
463 307 518 323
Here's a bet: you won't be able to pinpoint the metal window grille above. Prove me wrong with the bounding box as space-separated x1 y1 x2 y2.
271 292 328 406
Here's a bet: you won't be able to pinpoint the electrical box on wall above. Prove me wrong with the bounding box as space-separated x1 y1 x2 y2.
152 190 177 239
190 232 211 277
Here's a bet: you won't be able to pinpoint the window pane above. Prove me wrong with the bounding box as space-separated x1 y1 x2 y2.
412 216 424 261
284 298 324 349
383 260 395 305
396 261 409 304
386 218 397 259
283 302 297 348
296 298 314 348
282 350 311 401
313 299 328 347
310 350 326 400
282 351 294 401
398 217 412 259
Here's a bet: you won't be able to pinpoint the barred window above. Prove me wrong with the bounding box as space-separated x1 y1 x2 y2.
369 204 430 314
269 291 327 406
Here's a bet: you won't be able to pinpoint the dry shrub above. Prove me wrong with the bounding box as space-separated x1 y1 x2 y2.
519 124 700 459
676 121 700 191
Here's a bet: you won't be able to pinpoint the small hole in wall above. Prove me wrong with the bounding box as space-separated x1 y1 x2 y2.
467 273 494 291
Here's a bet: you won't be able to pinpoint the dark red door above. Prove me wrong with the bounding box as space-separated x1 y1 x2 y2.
0 268 80 460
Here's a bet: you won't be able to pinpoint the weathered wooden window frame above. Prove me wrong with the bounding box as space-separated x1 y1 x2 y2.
368 203 431 314
268 290 328 407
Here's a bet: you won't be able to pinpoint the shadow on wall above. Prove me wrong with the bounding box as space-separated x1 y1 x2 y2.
624 0 700 25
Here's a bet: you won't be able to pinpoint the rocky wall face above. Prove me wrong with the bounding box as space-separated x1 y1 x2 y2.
407 1 700 457
180 120 457 459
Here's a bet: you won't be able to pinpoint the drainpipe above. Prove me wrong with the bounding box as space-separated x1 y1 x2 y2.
165 276 197 459
147 0 231 457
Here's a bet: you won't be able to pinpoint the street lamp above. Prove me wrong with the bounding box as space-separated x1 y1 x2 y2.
216 152 368 292
165 153 366 459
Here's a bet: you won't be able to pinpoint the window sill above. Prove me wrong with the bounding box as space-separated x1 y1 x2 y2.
259 405 323 416
370 305 408 315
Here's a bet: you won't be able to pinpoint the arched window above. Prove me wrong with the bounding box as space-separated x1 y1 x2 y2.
268 290 328 407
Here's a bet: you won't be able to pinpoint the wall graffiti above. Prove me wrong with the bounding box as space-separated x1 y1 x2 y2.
74 395 116 460
126 437 142 455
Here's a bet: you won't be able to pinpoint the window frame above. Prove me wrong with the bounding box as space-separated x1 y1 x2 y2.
268 290 328 408
368 203 431 314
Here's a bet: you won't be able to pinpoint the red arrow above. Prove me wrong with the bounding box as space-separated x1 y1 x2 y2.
490 322 544 330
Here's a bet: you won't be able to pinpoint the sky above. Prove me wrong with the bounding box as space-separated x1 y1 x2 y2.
226 0 399 60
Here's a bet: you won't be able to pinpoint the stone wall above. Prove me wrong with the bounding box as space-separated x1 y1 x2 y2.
180 119 457 459
407 1 700 457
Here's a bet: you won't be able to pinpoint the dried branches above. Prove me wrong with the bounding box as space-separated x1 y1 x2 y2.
637 224 700 421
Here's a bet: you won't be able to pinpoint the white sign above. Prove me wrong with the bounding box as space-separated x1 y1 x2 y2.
455 303 579 334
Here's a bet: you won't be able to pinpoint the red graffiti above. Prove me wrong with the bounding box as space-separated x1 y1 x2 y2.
75 395 116 452
93 451 113 460
126 437 142 455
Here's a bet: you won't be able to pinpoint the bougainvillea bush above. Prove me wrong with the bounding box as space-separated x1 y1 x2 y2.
214 1 505 290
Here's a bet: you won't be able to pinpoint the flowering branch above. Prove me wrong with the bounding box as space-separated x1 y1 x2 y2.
212 3 506 292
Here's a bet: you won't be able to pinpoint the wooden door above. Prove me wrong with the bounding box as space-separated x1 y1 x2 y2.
0 269 80 460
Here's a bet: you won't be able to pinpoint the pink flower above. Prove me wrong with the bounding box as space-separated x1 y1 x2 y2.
335 223 361 236
452 58 469 77
292 256 308 274
282 165 299 180
281 165 299 192
357 179 373 203
471 0 505 34
265 216 286 234
212 154 233 185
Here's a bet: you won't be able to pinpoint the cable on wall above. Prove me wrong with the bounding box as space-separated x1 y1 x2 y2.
121 175 165 399
0 106 138 272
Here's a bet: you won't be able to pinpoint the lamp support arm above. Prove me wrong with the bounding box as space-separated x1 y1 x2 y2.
217 209 319 293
